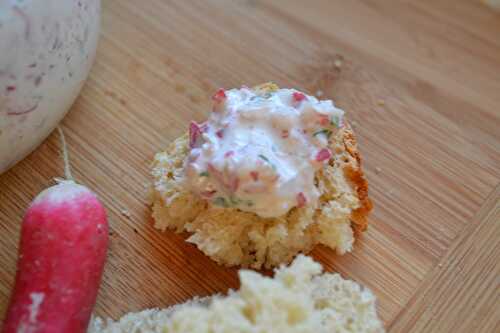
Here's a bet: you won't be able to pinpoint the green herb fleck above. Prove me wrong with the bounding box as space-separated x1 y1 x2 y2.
229 196 240 205
258 154 270 162
330 115 341 127
258 154 277 171
223 196 254 208
199 171 209 177
313 129 332 139
250 92 272 101
213 197 230 208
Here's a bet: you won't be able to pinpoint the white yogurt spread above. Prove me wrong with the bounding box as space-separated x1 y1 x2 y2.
184 86 344 218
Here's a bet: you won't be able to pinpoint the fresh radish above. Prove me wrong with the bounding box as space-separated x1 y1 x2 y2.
2 128 108 333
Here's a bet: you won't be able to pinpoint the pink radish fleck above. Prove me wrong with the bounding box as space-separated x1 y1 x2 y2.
7 103 39 116
200 189 217 198
212 88 226 103
296 192 307 208
281 130 289 138
224 150 235 158
292 92 306 103
250 171 259 181
230 176 240 192
189 121 203 148
315 148 332 162
207 163 224 183
319 115 330 126
216 129 224 138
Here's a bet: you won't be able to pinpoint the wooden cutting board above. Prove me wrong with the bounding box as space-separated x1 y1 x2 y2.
1 1 499 331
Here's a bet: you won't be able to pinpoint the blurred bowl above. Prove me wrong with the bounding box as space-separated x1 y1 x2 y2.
0 0 101 174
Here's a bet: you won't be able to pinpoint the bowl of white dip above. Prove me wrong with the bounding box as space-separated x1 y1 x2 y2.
0 0 100 174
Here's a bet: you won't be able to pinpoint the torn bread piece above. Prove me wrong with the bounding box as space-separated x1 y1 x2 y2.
151 83 372 268
89 255 384 333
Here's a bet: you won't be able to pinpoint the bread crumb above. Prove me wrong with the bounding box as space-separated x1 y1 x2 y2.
351 120 358 129
377 99 385 106
375 167 382 174
121 209 131 218
334 59 343 68
315 90 323 97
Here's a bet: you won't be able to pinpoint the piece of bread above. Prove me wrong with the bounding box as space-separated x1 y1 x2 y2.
88 255 384 333
151 84 372 269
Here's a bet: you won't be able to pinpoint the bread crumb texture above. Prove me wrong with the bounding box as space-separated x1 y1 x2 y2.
89 255 384 333
150 120 371 269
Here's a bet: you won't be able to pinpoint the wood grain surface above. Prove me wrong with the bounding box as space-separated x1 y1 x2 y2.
1 0 499 331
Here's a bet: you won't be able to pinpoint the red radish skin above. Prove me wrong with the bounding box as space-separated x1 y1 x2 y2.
2 181 108 333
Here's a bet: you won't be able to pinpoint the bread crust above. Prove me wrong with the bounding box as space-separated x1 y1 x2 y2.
337 124 373 234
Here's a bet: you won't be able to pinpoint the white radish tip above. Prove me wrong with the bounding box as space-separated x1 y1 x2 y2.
32 182 93 206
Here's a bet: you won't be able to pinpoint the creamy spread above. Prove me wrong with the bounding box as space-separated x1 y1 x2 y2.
184 86 344 218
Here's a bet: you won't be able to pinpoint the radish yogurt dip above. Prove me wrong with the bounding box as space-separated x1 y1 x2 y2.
184 86 344 218
0 0 100 173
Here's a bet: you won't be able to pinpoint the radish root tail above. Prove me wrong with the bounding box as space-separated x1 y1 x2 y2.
57 126 74 182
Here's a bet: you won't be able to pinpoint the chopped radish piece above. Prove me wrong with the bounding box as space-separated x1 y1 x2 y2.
319 115 330 126
224 150 235 158
207 163 225 185
200 189 217 198
189 121 204 148
292 92 306 102
212 88 226 103
230 177 240 192
315 148 332 162
250 171 259 181
216 129 224 138
296 192 307 208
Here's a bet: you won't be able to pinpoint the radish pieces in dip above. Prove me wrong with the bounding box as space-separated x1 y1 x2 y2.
184 84 344 218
